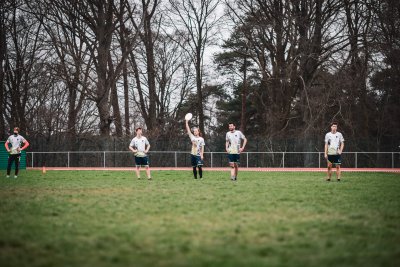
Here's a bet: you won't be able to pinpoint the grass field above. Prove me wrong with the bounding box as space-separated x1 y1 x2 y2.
0 170 399 267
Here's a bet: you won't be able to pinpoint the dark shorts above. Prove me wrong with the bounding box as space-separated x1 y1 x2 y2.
135 156 149 167
228 154 240 164
191 155 203 167
327 154 342 166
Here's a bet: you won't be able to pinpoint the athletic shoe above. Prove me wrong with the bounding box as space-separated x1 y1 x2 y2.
14 176 17 179
326 178 331 181
147 178 152 180
6 175 10 178
337 178 341 182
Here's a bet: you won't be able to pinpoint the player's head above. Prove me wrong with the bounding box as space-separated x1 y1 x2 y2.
228 123 235 132
330 122 338 132
135 127 143 135
13 127 19 135
192 127 202 137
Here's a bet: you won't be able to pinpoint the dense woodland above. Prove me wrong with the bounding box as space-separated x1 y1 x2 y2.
1 0 399 152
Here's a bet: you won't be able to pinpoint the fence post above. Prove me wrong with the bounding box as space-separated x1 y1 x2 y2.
211 152 213 168
174 152 177 168
246 152 249 168
31 152 34 168
282 152 285 168
103 152 106 168
355 152 358 168
319 152 321 168
392 152 394 168
68 152 70 168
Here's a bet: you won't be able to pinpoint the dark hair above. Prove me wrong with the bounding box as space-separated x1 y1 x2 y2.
330 121 338 127
135 127 142 132
228 122 235 126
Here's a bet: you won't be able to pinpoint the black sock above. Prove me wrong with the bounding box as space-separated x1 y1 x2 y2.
192 167 197 179
198 167 202 178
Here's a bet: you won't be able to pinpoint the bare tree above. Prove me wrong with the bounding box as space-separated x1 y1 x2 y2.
3 0 46 134
168 0 224 133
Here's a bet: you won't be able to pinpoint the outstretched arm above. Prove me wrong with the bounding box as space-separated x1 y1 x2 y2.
185 120 192 136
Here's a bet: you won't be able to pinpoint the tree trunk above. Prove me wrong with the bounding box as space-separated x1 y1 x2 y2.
143 9 157 131
0 5 5 139
240 56 248 133
111 82 123 136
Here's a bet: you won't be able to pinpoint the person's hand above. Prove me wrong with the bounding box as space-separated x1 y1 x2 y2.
201 155 204 160
338 150 342 155
239 147 244 153
324 154 327 159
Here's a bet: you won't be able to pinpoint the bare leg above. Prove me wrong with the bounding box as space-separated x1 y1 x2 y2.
326 162 332 181
146 166 151 179
336 165 341 181
234 164 239 179
229 163 235 180
135 166 141 179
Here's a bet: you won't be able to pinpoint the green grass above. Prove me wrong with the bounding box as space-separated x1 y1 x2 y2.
0 170 399 267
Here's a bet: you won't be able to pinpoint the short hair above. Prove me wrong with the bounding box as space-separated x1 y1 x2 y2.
14 127 20 132
330 121 338 127
135 127 142 132
228 122 235 126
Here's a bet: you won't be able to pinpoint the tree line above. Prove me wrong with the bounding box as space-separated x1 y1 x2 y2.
1 0 399 152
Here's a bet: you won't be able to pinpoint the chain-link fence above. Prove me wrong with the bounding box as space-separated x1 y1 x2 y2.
26 151 400 168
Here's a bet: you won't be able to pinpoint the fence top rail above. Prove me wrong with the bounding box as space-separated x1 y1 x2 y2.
26 151 400 154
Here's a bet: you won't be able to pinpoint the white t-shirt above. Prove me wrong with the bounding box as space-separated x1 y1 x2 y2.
325 132 344 155
7 134 26 155
189 134 205 156
226 130 246 154
130 136 150 157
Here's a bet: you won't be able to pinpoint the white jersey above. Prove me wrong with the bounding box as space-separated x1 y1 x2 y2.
189 134 205 156
130 136 150 157
226 130 245 154
325 132 344 155
7 134 26 155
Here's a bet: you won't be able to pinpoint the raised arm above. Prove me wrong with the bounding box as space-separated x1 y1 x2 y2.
185 120 192 136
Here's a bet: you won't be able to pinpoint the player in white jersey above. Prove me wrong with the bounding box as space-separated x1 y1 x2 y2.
4 127 30 178
324 122 345 181
185 119 205 179
129 127 151 180
226 122 247 181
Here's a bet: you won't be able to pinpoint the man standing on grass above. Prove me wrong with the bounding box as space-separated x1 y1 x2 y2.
5 127 30 178
324 122 345 181
226 123 247 181
185 119 205 179
129 127 151 180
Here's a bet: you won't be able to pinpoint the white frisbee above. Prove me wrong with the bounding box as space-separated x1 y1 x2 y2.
185 113 193 120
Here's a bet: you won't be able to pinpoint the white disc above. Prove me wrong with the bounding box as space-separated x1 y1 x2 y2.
185 113 193 120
